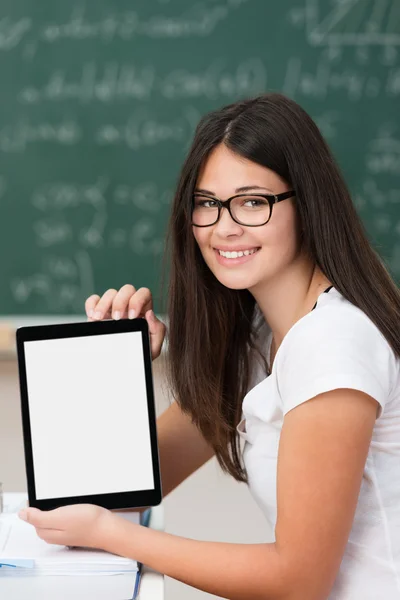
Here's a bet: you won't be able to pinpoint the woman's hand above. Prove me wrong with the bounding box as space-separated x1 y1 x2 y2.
85 284 166 360
18 504 113 549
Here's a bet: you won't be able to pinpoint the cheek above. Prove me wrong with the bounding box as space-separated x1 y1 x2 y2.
265 209 301 258
192 227 209 252
192 228 211 266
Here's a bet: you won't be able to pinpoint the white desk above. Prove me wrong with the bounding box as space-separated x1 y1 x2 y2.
0 493 164 599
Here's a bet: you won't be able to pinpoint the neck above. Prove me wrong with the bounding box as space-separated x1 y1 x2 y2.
250 257 331 349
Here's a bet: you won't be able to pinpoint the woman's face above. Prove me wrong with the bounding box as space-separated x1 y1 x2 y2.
193 143 302 292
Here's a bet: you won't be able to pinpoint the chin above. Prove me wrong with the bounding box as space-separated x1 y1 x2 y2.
213 272 259 291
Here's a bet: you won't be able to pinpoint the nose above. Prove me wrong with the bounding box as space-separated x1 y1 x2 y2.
213 205 243 236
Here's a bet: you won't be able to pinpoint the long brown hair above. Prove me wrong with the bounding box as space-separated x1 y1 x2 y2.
163 93 400 482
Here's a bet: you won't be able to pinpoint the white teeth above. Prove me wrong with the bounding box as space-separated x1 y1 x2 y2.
218 248 258 258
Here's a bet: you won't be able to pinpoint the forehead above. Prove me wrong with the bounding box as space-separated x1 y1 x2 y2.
196 143 286 196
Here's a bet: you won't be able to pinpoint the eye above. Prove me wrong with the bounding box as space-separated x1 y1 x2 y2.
244 199 263 207
194 196 218 208
239 196 270 208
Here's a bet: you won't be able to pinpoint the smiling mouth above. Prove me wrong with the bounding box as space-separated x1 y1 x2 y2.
215 248 261 259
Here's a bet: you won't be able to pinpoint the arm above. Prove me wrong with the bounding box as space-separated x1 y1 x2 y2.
104 521 287 600
20 388 377 599
101 388 378 600
156 400 215 498
114 401 215 515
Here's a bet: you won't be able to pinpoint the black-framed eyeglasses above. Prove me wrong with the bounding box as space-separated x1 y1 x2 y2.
191 191 295 227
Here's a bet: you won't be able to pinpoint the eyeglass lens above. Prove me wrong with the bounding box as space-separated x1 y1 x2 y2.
192 195 272 226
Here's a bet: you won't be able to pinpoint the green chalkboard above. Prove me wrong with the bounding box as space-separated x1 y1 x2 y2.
0 0 399 315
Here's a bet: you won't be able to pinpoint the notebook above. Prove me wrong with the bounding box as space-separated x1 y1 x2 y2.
0 505 151 599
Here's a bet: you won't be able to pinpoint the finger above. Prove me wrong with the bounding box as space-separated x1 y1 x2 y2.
19 508 62 530
145 310 166 359
128 287 153 319
91 289 118 320
110 284 136 320
145 310 161 335
85 294 100 320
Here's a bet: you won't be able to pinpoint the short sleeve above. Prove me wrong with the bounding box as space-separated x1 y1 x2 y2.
277 307 398 419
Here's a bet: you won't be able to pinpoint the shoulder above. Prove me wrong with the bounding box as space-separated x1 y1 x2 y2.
291 300 386 349
276 290 399 417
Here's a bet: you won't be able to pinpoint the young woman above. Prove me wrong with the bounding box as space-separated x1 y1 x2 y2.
20 93 400 599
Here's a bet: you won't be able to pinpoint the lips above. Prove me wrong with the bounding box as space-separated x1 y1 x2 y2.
214 246 261 253
218 248 259 258
213 247 261 265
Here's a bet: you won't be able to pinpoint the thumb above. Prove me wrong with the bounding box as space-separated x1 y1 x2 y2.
19 507 49 527
145 310 166 359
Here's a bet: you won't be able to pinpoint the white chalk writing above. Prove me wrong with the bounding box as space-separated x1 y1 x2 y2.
37 2 244 46
10 251 95 311
366 124 400 174
305 0 400 47
32 178 108 211
282 55 399 101
96 107 198 150
0 118 81 153
19 63 155 104
19 59 265 105
160 59 266 99
0 17 31 50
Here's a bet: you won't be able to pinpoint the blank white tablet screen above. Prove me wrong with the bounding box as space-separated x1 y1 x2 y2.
24 331 154 500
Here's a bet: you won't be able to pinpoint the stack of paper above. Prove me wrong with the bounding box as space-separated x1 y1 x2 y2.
0 492 28 515
0 511 139 576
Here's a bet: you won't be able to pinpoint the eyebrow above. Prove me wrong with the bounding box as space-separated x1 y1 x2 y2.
195 185 274 195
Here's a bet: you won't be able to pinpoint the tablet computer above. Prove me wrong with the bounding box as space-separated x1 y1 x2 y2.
16 318 162 511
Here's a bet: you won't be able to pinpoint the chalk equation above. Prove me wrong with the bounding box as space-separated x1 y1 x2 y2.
305 0 400 47
0 0 250 59
0 0 398 314
10 251 95 311
18 59 267 104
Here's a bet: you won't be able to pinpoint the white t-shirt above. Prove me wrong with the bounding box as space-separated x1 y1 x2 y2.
237 287 400 599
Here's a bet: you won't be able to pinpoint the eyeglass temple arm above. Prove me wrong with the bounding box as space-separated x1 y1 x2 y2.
274 190 296 203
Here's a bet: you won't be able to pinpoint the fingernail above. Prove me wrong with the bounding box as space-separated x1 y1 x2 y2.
113 311 121 320
19 509 27 521
88 309 93 318
94 311 102 320
129 309 136 319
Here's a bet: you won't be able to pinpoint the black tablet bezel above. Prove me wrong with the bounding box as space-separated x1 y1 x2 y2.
16 318 162 511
